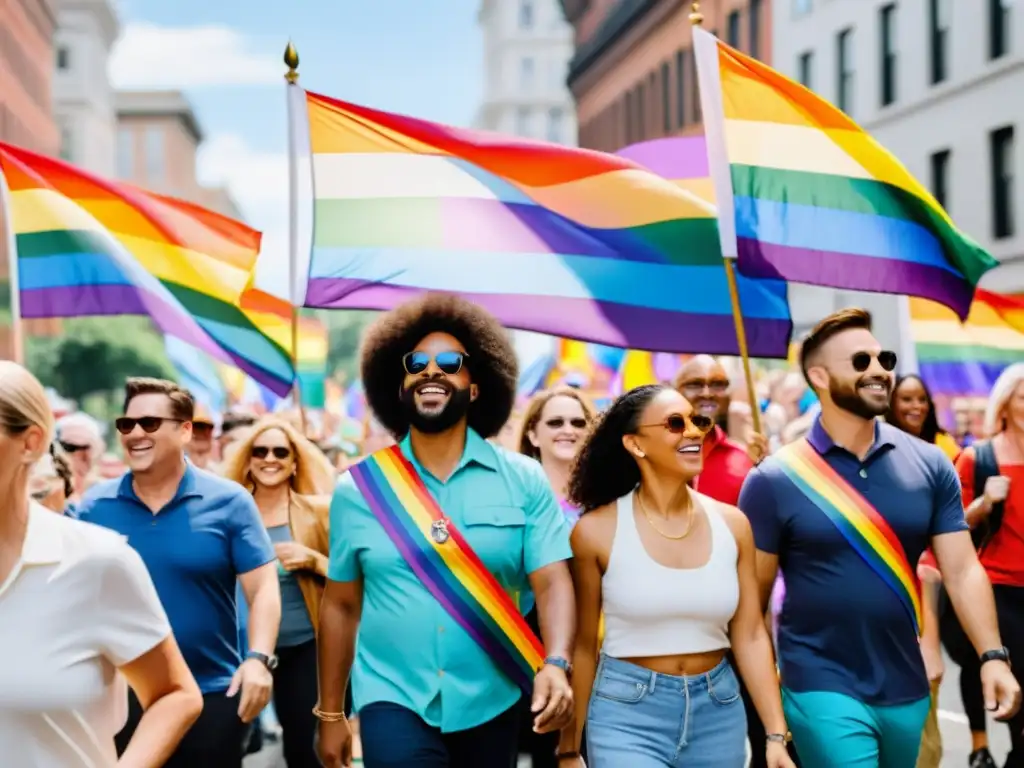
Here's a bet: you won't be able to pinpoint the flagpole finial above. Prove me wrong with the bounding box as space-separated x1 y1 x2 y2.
689 2 704 26
284 41 300 84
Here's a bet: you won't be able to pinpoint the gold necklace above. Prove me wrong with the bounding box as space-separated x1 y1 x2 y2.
635 490 695 541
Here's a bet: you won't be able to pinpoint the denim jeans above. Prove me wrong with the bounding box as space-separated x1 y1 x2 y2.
586 654 747 768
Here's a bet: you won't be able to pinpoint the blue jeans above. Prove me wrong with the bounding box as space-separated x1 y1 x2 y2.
586 654 747 767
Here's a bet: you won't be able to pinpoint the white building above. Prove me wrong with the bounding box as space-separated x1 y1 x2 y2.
774 0 1022 350
52 0 119 176
475 0 577 144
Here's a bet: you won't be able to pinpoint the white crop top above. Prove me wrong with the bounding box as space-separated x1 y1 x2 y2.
601 490 740 658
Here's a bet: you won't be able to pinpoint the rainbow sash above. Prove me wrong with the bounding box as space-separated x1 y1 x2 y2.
774 439 922 636
349 445 545 692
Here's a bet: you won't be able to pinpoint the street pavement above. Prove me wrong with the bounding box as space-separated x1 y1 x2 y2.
244 652 1015 768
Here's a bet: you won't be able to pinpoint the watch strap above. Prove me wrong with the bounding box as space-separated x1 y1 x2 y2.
980 647 1011 666
544 655 572 674
247 650 278 670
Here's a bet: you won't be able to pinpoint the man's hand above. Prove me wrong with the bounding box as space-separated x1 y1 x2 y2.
531 665 573 733
226 658 273 722
981 659 1022 721
318 718 354 768
983 476 1010 508
275 541 316 572
746 432 769 465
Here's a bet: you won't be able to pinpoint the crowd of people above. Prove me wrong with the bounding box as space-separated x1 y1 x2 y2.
2 292 1024 768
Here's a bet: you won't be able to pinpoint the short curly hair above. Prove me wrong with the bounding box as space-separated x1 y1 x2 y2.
360 293 518 439
567 384 668 512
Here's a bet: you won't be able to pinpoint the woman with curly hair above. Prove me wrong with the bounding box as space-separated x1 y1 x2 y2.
222 417 334 768
317 293 575 768
556 384 794 768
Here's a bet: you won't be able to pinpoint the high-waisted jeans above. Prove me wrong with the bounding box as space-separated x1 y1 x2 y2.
585 654 747 768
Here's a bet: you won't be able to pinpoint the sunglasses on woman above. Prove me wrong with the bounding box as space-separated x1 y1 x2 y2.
544 417 588 430
402 350 468 376
640 413 714 434
251 446 292 460
851 350 897 372
115 416 182 435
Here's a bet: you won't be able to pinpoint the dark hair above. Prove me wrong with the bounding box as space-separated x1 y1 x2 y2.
518 387 596 459
798 307 873 389
50 443 74 498
567 384 668 512
123 377 195 422
360 293 518 439
887 374 945 444
221 411 258 435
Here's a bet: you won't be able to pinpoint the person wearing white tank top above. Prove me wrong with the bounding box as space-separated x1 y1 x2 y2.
555 385 794 768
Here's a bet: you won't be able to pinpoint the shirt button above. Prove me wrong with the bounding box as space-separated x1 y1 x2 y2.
859 469 868 479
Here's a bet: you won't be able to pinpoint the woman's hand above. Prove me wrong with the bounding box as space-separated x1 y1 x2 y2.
275 541 316 571
766 740 797 768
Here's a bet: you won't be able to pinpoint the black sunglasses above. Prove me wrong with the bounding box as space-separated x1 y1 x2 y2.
640 413 714 434
58 440 90 453
192 422 215 435
679 379 730 396
403 350 468 376
544 417 588 430
115 416 182 435
252 445 292 460
852 350 898 372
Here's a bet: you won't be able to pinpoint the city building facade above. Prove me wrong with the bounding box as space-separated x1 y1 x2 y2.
476 0 578 145
52 0 120 176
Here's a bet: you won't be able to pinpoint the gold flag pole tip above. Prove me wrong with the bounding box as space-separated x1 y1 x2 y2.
284 41 300 83
689 2 704 25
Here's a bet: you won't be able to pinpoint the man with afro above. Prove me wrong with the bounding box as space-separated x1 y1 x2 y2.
316 293 576 768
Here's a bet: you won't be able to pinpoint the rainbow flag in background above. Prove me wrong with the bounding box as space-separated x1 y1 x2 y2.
693 29 997 319
0 143 294 395
912 290 1024 396
612 350 691 394
295 89 792 357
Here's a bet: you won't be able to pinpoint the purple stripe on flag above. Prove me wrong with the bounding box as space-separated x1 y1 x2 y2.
918 361 1007 397
304 279 792 358
615 137 710 180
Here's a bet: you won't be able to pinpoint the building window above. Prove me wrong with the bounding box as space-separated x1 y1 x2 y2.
519 0 534 30
990 0 1012 59
56 46 69 70
59 123 73 162
727 11 741 48
515 107 531 137
930 149 951 211
749 0 762 59
649 72 658 136
879 4 897 107
798 51 814 89
661 61 671 133
520 56 534 91
692 51 702 123
991 125 1015 239
625 91 634 144
929 0 950 85
636 83 645 141
793 0 812 17
546 108 563 143
116 128 134 178
836 28 854 115
675 50 686 128
144 126 164 182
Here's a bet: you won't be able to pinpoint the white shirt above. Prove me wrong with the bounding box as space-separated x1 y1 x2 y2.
0 503 170 767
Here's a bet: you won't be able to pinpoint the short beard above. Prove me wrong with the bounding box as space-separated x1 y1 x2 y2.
829 377 890 420
400 383 472 435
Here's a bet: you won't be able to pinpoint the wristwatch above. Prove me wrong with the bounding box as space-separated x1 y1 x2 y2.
766 732 792 744
544 655 573 676
980 647 1012 668
247 650 279 671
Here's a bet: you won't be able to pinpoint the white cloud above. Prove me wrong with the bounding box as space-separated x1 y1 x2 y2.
110 23 282 89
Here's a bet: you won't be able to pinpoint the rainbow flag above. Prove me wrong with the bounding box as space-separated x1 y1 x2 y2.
0 143 294 395
693 29 997 319
912 290 1024 396
294 89 792 357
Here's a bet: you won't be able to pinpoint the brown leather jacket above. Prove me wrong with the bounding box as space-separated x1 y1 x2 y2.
287 493 331 634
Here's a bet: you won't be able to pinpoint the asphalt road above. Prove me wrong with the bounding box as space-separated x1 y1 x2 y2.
244 653 1014 768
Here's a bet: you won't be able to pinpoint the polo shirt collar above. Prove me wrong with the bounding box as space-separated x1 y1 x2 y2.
807 415 896 458
400 427 498 479
116 459 203 504
21 502 64 566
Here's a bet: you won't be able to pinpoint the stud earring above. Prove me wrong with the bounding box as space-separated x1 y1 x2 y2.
635 450 646 459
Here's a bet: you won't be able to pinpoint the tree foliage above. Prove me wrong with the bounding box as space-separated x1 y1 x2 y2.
322 309 377 383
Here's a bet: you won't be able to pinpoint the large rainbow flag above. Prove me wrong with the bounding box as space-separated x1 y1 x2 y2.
912 290 1024 396
693 29 997 319
294 89 792 357
0 143 294 395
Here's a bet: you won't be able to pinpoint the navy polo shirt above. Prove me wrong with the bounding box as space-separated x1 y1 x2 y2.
77 463 275 694
738 418 967 706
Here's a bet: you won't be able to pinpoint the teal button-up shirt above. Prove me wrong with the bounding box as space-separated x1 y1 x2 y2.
328 429 571 732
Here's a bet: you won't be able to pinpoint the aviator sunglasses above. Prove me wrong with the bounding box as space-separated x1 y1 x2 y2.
251 445 292 460
402 350 468 376
115 416 182 435
852 350 898 372
545 417 588 430
640 413 714 434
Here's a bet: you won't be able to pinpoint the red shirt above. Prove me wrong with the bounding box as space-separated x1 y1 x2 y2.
956 448 1024 587
692 426 754 506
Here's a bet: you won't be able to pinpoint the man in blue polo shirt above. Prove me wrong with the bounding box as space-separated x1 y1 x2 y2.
738 308 1020 768
77 377 281 768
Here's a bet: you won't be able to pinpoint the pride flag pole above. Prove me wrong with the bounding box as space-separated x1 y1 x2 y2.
285 41 308 434
0 169 24 365
689 3 761 433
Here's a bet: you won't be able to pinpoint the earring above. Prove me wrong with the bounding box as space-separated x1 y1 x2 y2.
635 450 645 459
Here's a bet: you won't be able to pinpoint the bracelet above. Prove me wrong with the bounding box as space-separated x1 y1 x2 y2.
312 706 347 722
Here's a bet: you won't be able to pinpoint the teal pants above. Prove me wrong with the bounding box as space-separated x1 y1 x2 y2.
783 688 931 768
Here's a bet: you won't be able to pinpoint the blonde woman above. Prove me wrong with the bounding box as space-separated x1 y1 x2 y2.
222 417 335 768
0 361 202 766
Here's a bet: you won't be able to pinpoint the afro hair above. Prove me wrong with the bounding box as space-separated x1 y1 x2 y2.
359 293 518 439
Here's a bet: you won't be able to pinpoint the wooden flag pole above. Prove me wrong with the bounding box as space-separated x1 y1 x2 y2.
285 40 308 435
689 2 762 434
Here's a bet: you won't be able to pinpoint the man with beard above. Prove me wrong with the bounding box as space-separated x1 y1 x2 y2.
738 308 1020 767
316 293 575 768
